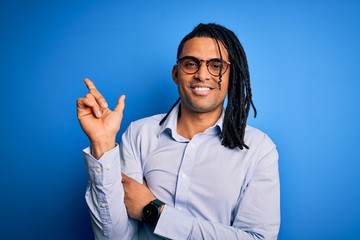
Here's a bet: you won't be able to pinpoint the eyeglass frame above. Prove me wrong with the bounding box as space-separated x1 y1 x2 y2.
176 56 231 77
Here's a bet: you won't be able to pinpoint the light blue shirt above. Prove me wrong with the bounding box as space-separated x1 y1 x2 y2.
84 104 280 239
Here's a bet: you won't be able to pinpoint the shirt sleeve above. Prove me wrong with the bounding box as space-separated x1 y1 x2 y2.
154 145 280 240
83 145 138 240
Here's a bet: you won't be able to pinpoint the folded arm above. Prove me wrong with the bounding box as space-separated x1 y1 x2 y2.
154 147 280 240
84 146 138 239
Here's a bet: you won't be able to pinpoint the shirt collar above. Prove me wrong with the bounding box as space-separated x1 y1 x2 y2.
159 102 224 139
158 102 180 138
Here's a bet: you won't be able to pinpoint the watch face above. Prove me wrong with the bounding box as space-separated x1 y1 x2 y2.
142 203 159 225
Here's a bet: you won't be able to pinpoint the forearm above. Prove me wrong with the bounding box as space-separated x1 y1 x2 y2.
155 148 280 240
155 206 277 240
83 146 137 239
90 138 116 160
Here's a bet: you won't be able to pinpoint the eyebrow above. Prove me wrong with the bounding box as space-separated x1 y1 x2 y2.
178 56 230 64
178 55 224 61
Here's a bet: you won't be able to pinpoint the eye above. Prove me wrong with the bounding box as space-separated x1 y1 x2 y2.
209 60 222 70
183 59 198 68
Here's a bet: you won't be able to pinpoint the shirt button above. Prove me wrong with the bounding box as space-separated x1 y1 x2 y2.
190 143 195 148
95 167 101 173
106 164 111 170
100 203 106 208
181 173 187 178
177 207 183 211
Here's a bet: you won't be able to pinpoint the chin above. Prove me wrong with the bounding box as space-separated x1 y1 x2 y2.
189 104 223 114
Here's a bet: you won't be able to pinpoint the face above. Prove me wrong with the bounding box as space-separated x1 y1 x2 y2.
172 37 230 115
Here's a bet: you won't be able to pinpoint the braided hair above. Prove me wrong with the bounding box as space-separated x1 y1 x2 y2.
160 23 257 150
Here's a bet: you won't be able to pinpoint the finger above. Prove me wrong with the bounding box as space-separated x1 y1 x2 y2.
114 95 126 115
121 173 139 184
121 173 129 183
77 98 92 118
84 78 96 90
77 96 98 115
76 97 91 109
83 78 108 109
84 93 102 118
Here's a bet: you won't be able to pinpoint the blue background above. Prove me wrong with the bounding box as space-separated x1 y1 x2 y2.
1 1 360 239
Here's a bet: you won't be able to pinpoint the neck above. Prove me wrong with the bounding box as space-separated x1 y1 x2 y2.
177 103 223 140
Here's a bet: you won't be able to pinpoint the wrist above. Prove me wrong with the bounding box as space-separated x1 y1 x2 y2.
91 139 116 159
141 199 165 228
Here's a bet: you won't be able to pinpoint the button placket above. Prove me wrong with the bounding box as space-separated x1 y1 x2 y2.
174 139 197 210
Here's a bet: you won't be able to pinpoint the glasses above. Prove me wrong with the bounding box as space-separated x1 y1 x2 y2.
177 56 230 76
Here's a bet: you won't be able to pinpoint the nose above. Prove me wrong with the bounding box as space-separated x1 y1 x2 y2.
194 62 210 81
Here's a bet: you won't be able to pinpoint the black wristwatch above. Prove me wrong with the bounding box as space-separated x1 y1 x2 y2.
141 199 164 228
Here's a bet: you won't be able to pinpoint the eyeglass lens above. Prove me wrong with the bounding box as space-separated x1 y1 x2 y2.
178 56 229 76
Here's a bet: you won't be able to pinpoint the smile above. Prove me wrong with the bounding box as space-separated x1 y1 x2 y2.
193 87 211 91
191 86 214 96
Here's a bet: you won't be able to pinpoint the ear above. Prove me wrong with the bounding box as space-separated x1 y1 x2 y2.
172 65 179 85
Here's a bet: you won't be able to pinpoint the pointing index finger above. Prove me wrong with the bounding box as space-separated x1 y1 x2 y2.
84 78 96 90
83 78 108 109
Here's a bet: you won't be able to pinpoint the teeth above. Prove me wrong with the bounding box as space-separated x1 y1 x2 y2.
194 87 210 91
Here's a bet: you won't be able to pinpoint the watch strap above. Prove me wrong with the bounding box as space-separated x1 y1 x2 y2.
142 199 164 228
152 199 164 208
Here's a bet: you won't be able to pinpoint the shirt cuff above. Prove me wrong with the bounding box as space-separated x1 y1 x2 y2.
154 206 194 239
83 144 121 186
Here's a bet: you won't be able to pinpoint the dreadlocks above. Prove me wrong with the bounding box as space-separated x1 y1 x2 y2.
160 23 257 150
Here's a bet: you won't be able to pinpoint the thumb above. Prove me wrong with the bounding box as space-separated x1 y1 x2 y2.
114 95 126 114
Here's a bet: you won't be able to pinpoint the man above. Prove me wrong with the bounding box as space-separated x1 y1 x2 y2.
77 23 280 239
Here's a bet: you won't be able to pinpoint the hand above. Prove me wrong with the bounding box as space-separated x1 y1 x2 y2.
77 78 125 159
122 173 156 221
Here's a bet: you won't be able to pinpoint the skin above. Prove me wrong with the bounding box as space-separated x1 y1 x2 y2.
76 78 125 159
77 36 230 221
172 37 230 139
